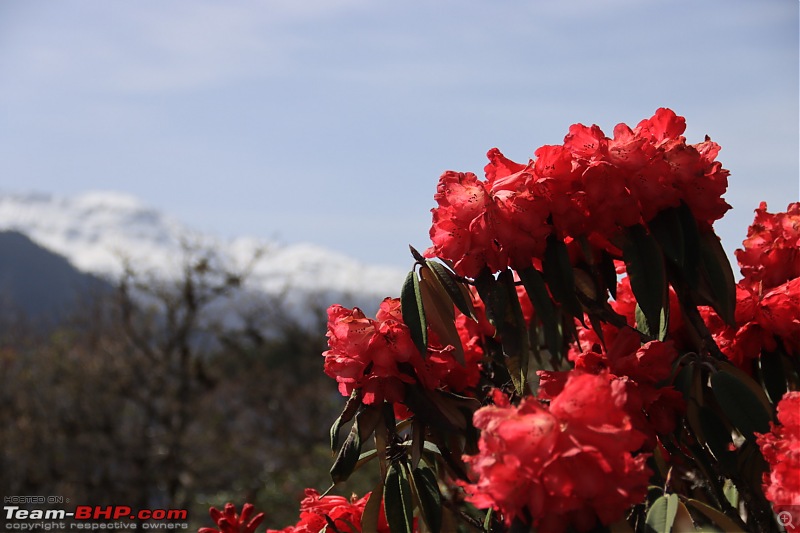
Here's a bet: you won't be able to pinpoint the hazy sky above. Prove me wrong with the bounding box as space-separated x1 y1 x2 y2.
1 0 797 270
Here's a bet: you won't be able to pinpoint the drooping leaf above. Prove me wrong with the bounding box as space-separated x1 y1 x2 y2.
498 269 530 395
517 267 563 356
542 233 583 321
711 369 772 440
759 349 788 404
599 250 619 300
697 405 735 471
649 206 685 269
330 406 383 483
329 419 362 484
330 390 361 451
384 462 414 533
410 419 424 470
645 493 679 533
698 230 736 326
685 499 744 533
361 481 385 533
401 270 428 356
426 260 476 320
474 269 506 330
717 361 775 418
676 202 701 289
419 265 464 364
411 466 442 533
623 224 669 341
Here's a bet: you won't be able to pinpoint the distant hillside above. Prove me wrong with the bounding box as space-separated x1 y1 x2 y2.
0 231 113 325
0 191 405 305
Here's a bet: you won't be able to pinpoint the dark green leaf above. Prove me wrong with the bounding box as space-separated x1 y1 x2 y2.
474 269 505 330
649 207 685 269
759 350 788 404
384 463 413 533
698 230 736 326
697 405 735 471
673 362 695 402
498 269 530 395
401 270 427 356
711 370 772 440
645 493 678 533
542 233 583 321
329 420 361 483
361 481 385 533
330 406 383 483
330 390 361 451
426 260 476 320
412 466 442 533
685 499 743 533
676 202 701 289
419 266 464 364
408 244 426 263
623 224 669 341
518 266 562 357
599 250 618 300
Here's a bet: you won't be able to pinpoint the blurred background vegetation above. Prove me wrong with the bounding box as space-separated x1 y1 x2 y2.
0 232 377 529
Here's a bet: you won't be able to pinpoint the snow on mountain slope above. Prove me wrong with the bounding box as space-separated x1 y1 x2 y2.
0 191 406 301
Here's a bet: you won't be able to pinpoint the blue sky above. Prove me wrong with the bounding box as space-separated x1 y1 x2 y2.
0 0 797 270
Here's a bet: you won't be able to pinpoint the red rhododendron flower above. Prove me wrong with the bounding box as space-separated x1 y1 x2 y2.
199 503 264 533
426 150 552 277
323 298 482 405
266 489 392 533
462 374 650 531
426 109 729 278
736 202 800 290
756 392 800 516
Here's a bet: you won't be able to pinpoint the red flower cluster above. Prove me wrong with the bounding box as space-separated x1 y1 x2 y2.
323 298 481 405
267 489 391 533
427 108 730 277
461 374 651 532
756 392 800 516
703 203 800 368
199 503 264 533
736 202 800 290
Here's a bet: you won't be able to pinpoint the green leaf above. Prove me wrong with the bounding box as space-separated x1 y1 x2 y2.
401 270 427 356
411 466 442 533
759 349 788 404
649 206 685 269
518 266 562 358
330 390 361 451
361 481 385 533
498 269 530 395
329 419 362 484
698 230 736 326
542 233 583 321
599 250 619 300
685 499 743 533
426 260 476 320
676 202 701 289
384 462 414 533
330 406 383 483
623 224 669 341
711 369 772 440
645 493 679 533
722 479 738 508
419 266 464 364
697 405 736 471
474 269 506 330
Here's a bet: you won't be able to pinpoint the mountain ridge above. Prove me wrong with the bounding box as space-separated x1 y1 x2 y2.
0 191 407 304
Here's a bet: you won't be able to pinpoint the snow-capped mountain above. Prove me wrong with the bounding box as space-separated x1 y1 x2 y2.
0 191 406 303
